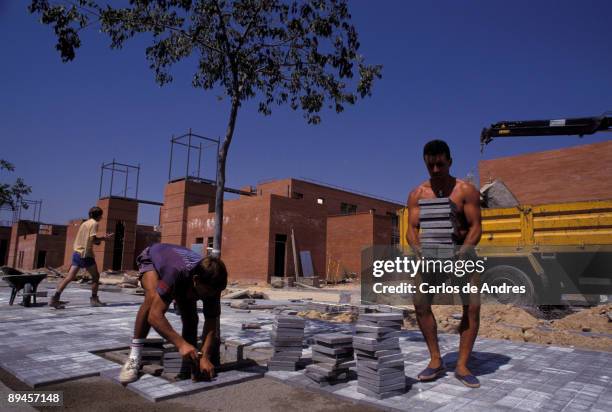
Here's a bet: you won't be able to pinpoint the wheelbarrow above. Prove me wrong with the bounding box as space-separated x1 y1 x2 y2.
0 266 48 307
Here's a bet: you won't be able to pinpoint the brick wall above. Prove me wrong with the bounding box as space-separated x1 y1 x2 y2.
268 194 327 278
258 178 402 217
160 179 216 245
94 197 138 271
185 196 272 284
134 225 160 265
166 178 402 284
327 213 374 279
7 221 38 268
35 226 67 268
0 226 11 266
479 141 612 205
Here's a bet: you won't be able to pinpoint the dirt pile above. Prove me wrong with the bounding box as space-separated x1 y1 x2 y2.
297 310 357 323
400 304 612 352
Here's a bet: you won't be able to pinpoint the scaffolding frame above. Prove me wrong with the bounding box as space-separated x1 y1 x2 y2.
168 129 220 182
99 159 141 199
168 129 255 197
0 199 43 226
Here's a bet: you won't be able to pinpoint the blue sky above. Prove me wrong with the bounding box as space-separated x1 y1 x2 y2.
1 1 611 225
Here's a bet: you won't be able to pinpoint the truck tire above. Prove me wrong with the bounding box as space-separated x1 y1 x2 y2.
23 284 33 307
482 265 536 306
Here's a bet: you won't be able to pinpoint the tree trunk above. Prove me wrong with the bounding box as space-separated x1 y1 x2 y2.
212 97 240 258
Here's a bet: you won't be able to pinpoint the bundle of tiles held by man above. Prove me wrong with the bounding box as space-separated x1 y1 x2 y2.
268 315 306 371
353 313 406 399
418 197 458 259
305 333 354 384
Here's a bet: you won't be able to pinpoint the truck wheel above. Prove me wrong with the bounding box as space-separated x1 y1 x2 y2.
482 265 536 306
23 284 33 307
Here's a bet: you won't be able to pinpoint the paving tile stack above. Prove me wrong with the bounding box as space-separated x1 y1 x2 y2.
141 338 164 364
162 351 183 375
354 313 406 399
268 315 305 371
305 333 354 385
418 197 458 258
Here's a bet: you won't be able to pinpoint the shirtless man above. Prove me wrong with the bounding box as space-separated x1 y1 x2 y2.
406 139 482 388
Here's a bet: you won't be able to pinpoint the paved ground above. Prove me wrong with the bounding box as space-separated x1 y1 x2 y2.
0 281 611 411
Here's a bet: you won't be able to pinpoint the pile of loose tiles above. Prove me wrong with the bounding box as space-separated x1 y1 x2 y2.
305 333 354 385
268 315 305 371
353 313 406 399
418 197 458 258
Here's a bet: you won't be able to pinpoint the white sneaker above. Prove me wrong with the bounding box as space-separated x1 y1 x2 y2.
119 358 140 384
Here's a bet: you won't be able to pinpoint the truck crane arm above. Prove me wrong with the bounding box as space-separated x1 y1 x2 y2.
480 113 612 152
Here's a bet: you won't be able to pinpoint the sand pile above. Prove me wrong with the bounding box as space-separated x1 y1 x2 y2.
398 304 612 352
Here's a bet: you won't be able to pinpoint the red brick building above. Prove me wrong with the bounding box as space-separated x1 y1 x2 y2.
0 226 11 266
160 178 402 284
479 140 612 205
6 221 67 270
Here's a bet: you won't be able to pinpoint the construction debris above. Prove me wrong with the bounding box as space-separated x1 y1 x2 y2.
480 179 519 208
222 289 269 300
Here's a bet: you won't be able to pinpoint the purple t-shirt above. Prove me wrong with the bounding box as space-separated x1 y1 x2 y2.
145 243 220 318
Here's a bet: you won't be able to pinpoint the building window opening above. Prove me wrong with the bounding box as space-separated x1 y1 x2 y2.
340 202 357 215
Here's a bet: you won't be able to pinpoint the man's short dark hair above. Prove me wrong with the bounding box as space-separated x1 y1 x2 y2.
423 139 451 160
196 256 228 291
88 206 103 219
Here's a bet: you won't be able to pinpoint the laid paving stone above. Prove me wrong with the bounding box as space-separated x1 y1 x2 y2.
2 284 612 408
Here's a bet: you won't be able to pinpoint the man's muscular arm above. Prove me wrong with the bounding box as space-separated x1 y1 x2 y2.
459 184 482 255
148 294 198 362
406 189 422 256
199 317 218 378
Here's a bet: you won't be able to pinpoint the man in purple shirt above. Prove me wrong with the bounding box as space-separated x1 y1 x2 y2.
120 243 227 384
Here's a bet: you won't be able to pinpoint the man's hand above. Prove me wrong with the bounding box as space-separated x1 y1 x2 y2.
198 356 216 380
178 341 198 363
104 232 114 240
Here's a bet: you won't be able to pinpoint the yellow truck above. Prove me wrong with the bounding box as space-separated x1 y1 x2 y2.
399 199 612 304
398 113 612 305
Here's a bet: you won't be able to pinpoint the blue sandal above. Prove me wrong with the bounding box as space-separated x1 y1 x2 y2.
417 364 446 381
455 373 480 388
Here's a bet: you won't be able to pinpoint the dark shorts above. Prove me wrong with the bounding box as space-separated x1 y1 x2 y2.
72 251 96 268
136 246 155 277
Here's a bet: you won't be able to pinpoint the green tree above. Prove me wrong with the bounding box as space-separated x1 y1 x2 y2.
0 160 32 211
29 0 382 257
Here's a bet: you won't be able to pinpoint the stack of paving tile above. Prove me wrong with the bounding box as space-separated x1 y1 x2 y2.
141 338 164 365
354 313 406 399
418 197 458 258
268 315 305 371
162 351 183 375
305 333 354 385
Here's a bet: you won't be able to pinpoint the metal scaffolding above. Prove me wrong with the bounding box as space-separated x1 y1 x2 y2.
99 160 141 199
168 129 220 182
0 199 43 226
168 129 255 196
